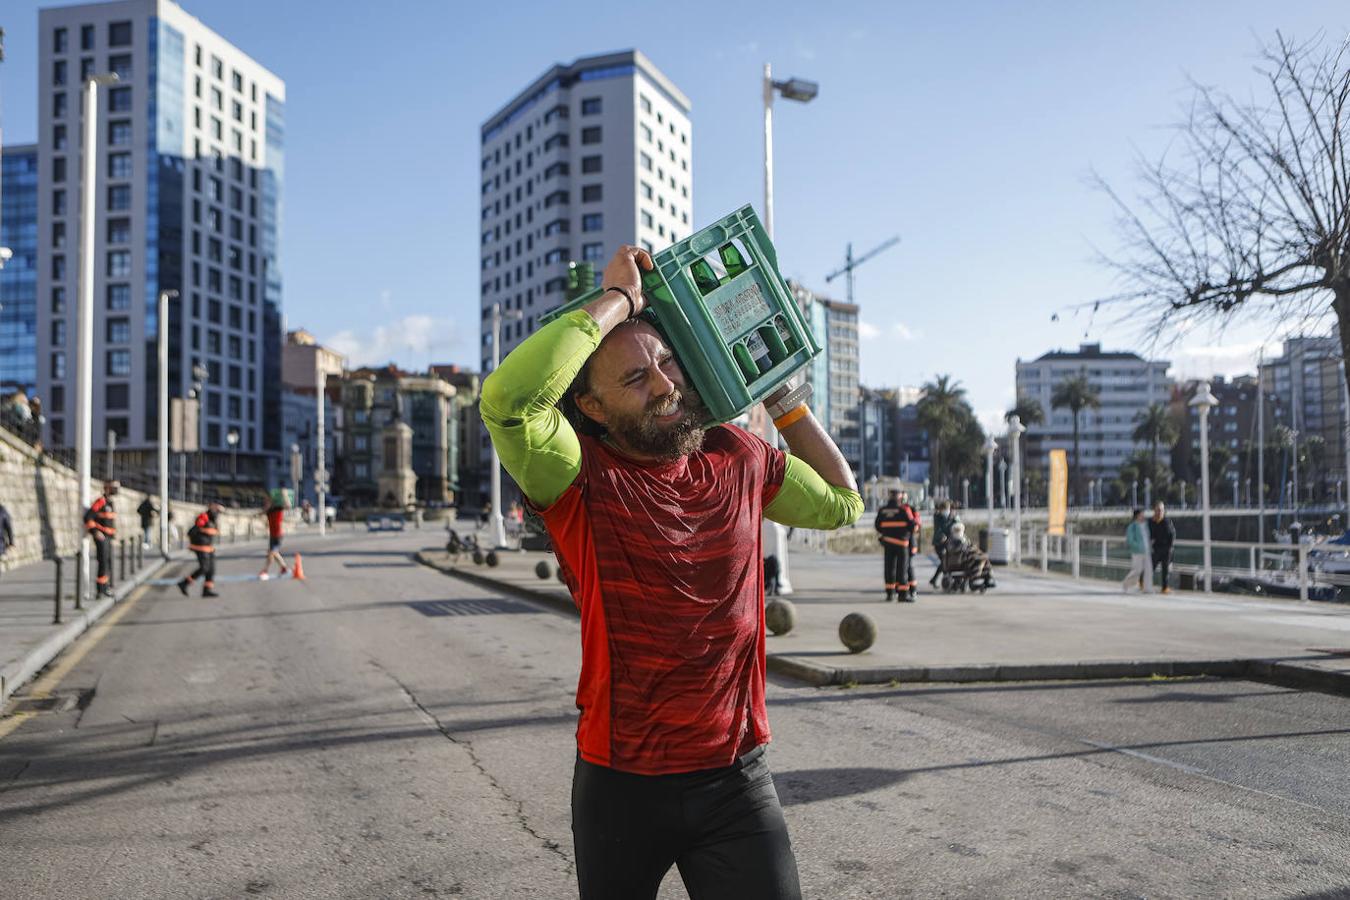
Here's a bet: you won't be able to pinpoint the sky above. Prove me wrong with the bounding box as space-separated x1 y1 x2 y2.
3 0 1347 430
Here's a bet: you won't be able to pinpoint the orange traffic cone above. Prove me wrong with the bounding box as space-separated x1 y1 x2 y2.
292 553 305 580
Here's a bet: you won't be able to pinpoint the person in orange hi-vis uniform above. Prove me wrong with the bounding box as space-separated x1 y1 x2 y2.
178 501 222 598
84 480 120 598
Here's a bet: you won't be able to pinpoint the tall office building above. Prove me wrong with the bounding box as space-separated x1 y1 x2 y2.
478 50 692 370
1015 343 1172 487
787 280 861 478
35 0 284 487
1 145 39 395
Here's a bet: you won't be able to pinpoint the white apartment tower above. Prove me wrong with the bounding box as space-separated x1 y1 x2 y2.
36 0 285 485
478 50 692 370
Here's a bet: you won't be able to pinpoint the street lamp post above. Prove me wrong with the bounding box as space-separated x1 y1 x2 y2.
75 73 119 603
316 371 327 536
157 290 176 556
1131 479 1138 509
105 428 116 481
762 65 818 240
290 443 302 513
761 64 816 594
1008 415 1026 565
998 458 1008 509
984 436 997 539
191 363 208 501
1190 381 1219 593
1143 477 1151 510
962 477 970 511
226 428 239 497
489 302 523 549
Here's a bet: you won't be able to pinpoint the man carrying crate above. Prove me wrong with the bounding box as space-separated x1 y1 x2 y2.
482 246 862 900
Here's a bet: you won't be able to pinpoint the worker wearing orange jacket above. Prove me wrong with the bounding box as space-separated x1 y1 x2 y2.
874 488 921 602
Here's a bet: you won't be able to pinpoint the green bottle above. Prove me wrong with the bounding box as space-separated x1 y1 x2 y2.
759 323 788 362
719 243 749 278
772 315 797 353
744 332 773 374
733 343 760 382
690 259 722 296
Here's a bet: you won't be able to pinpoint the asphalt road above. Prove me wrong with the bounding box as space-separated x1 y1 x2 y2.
2 528 1349 899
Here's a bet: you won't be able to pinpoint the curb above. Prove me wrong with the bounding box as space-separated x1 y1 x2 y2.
411 552 1350 699
0 551 188 705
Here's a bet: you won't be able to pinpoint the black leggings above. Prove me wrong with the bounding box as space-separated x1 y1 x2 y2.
572 746 801 900
188 550 215 585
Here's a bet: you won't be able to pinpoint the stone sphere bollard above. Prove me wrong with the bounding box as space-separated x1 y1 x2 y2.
486 550 500 567
765 599 796 636
472 550 484 566
535 560 552 579
838 612 877 654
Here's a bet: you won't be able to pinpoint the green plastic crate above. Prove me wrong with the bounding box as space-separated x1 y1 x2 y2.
540 205 821 424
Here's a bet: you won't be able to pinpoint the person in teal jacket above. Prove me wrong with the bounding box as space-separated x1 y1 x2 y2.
1122 508 1152 593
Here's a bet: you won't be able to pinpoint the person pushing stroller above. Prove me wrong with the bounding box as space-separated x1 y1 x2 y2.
939 521 996 593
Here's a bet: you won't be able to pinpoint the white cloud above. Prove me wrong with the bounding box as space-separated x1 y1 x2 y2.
859 320 918 342
1169 339 1283 381
892 322 917 341
325 314 462 368
858 320 880 340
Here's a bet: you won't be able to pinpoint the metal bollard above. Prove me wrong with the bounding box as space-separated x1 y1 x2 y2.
1298 543 1309 602
53 557 64 625
1040 533 1049 573
74 549 85 611
120 539 128 583
1071 536 1081 580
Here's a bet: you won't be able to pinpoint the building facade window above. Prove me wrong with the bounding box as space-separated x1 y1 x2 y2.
109 120 132 145
108 86 132 112
580 126 602 145
581 184 602 202
582 242 605 261
107 250 131 277
107 284 130 310
108 152 132 178
106 350 131 376
106 318 130 343
581 213 603 232
581 97 602 115
581 155 602 174
108 21 132 47
108 184 131 210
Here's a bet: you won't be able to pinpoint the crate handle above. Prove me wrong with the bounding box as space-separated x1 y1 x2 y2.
689 226 726 256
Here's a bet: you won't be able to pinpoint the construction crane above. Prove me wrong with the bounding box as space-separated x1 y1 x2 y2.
825 236 900 304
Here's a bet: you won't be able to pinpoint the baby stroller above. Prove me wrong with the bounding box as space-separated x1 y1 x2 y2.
938 522 996 594
446 527 480 562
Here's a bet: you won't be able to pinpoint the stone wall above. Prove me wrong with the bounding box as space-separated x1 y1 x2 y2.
0 427 263 572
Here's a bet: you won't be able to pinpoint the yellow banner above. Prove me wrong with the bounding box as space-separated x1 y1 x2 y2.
1048 449 1068 536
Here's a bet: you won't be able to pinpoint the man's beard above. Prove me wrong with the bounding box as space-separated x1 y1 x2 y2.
606 387 710 461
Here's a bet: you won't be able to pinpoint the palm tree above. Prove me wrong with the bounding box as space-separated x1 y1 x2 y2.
1132 403 1179 471
1005 395 1045 427
916 374 967 496
1051 373 1101 506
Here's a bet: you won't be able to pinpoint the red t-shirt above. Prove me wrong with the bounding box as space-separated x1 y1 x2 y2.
538 425 786 775
266 508 285 538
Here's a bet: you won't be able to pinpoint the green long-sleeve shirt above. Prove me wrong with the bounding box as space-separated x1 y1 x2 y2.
480 310 863 529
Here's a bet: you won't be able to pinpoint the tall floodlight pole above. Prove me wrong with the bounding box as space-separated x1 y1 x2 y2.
1191 381 1219 593
998 457 1007 508
158 290 176 556
75 74 118 603
1008 415 1025 565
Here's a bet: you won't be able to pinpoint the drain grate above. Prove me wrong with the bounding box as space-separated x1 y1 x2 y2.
6 689 92 715
408 598 536 617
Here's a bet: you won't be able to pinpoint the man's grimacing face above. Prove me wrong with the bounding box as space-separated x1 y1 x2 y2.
575 321 709 460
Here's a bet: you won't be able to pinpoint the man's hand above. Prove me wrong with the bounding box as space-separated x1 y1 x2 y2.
601 245 655 315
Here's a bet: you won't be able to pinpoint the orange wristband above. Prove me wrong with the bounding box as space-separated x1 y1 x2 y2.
773 404 809 430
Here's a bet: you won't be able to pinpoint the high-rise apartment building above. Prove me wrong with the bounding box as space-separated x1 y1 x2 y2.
1015 343 1171 487
1 145 39 395
787 280 861 478
35 0 284 487
1259 335 1348 500
478 50 692 370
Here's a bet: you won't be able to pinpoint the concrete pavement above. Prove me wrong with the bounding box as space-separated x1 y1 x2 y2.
418 547 1350 692
4 527 1350 898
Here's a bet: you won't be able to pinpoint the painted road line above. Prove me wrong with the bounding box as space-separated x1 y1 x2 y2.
0 579 155 741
